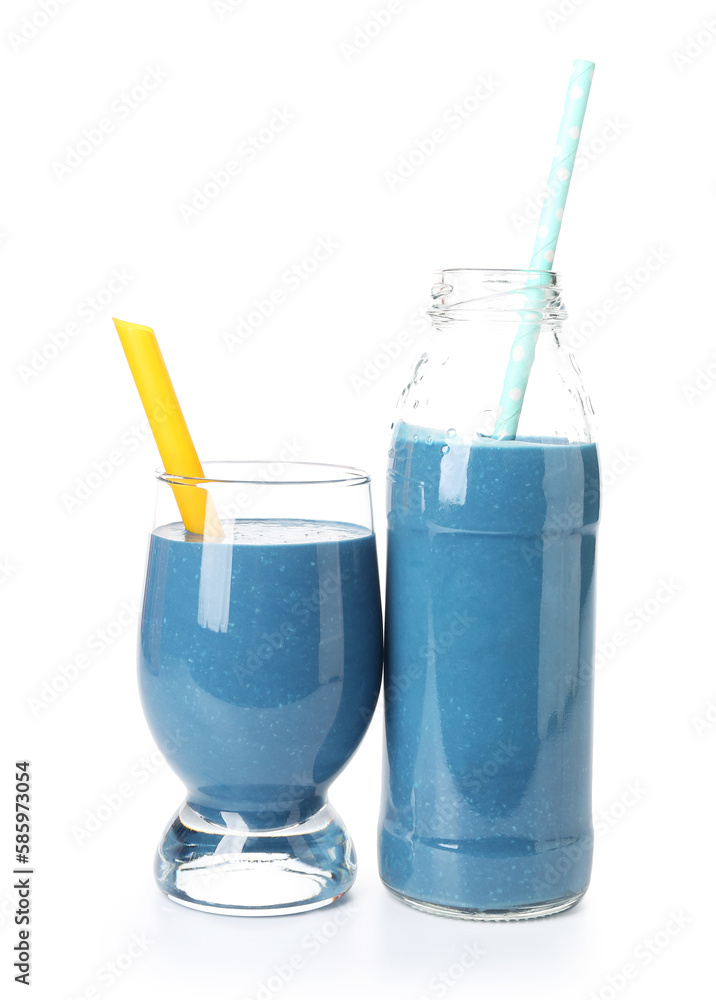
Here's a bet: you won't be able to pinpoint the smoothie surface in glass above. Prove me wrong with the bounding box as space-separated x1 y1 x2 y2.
380 420 600 912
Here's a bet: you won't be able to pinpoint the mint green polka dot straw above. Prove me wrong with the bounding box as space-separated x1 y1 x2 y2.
493 58 595 440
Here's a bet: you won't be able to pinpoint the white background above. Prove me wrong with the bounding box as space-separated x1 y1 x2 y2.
2 0 714 997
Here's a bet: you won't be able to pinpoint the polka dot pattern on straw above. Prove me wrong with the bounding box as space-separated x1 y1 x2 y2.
493 58 595 440
530 59 595 272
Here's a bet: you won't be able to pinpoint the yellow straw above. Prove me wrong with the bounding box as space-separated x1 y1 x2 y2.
113 318 223 537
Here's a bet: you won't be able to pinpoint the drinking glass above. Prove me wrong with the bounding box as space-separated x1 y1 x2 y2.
139 460 383 915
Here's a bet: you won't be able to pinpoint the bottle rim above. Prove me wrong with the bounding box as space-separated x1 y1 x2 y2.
430 268 566 323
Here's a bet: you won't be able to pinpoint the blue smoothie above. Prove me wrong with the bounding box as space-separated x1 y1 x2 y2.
140 518 382 829
379 421 599 914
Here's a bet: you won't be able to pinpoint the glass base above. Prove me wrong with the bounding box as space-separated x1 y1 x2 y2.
382 881 587 922
155 801 356 915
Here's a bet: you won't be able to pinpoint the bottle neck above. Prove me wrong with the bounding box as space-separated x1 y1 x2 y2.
393 268 594 444
430 268 566 329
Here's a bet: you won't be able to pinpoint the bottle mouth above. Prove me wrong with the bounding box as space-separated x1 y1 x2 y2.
436 267 557 277
430 268 566 323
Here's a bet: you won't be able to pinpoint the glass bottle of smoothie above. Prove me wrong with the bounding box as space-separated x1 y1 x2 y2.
379 268 600 920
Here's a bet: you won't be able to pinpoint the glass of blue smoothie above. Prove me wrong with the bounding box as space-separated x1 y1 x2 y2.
139 461 382 914
379 269 600 919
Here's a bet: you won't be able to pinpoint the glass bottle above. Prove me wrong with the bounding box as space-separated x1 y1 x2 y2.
379 268 600 920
